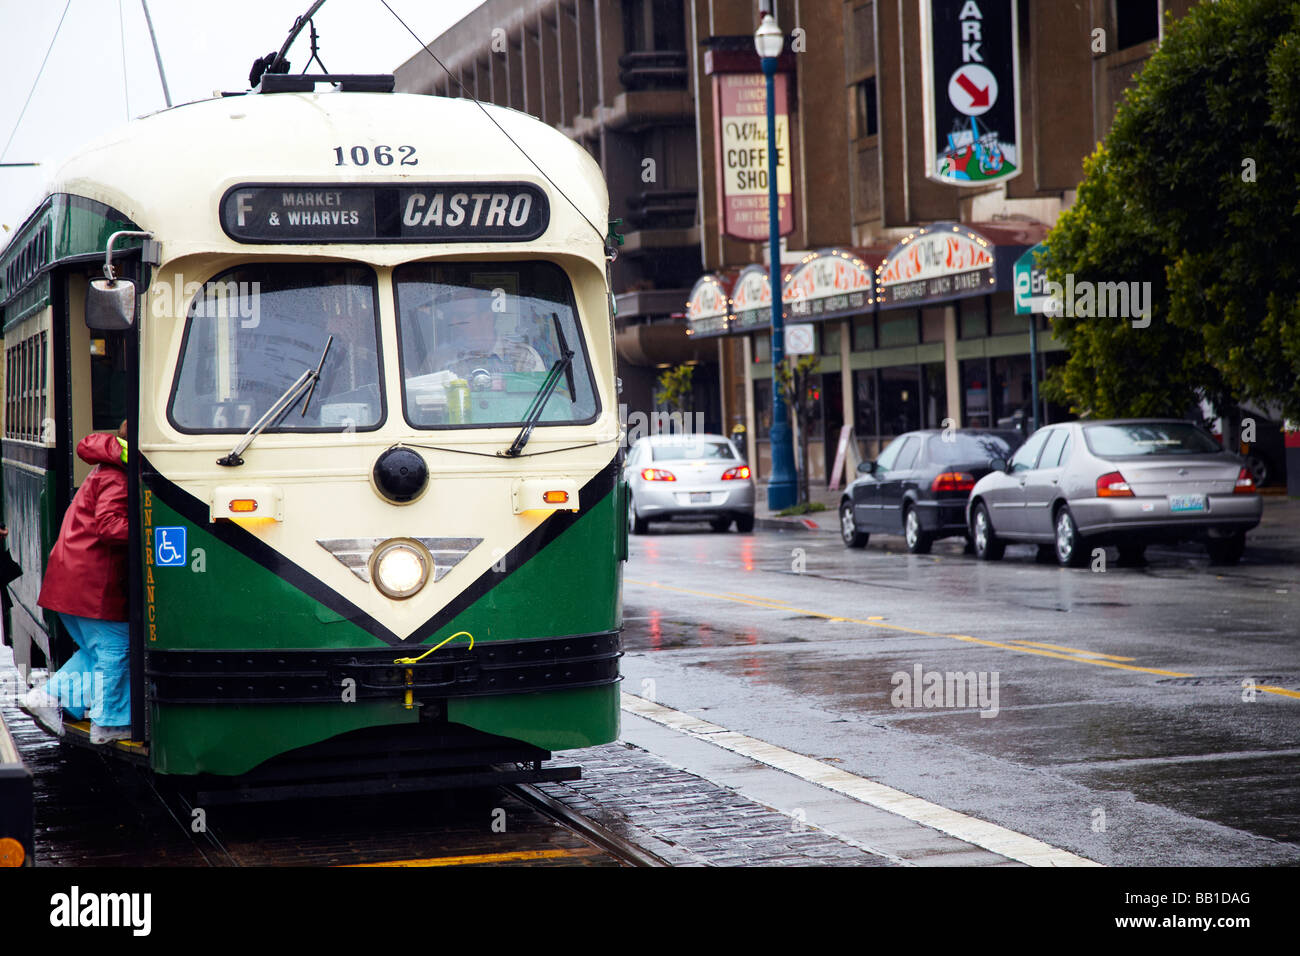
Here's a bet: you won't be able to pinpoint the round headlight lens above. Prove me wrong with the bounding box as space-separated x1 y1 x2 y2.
371 541 430 599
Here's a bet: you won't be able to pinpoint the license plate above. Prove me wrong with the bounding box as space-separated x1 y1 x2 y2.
1169 494 1205 513
690 492 712 503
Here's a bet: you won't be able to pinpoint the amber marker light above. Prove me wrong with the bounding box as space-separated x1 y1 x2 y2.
229 499 258 513
543 490 570 504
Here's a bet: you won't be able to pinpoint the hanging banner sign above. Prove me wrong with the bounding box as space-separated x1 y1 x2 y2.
919 0 1022 186
715 74 794 240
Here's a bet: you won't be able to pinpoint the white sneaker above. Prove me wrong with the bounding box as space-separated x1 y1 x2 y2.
20 687 64 737
90 724 132 745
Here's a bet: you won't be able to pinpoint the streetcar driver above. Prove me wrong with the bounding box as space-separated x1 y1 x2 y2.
424 286 545 380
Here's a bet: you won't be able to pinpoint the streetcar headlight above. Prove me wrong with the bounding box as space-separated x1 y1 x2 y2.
370 540 431 600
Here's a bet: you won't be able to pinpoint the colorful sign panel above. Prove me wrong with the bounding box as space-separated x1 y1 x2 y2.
919 0 1022 186
786 251 876 321
876 223 996 308
1014 242 1051 314
715 73 794 240
685 274 733 337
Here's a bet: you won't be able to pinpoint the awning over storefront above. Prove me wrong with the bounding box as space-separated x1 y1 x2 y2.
875 220 1049 310
686 247 889 339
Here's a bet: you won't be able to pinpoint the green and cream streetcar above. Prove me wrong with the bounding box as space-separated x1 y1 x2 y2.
0 76 626 794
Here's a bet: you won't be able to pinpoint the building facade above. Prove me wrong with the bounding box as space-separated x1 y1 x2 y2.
396 0 1201 483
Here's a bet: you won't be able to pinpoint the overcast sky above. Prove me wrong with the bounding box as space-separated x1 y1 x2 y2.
0 0 485 234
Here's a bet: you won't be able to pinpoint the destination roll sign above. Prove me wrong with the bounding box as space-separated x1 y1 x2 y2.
220 182 549 243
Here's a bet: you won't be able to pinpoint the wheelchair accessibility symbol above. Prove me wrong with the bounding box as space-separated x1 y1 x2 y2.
155 527 188 567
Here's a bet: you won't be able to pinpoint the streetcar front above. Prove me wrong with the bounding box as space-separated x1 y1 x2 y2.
70 90 624 779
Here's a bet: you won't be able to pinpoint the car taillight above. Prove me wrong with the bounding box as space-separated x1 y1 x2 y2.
641 468 676 481
1096 471 1133 497
722 465 751 480
931 471 975 492
1234 467 1256 494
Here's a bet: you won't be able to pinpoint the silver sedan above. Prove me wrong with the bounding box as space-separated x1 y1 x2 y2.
625 434 756 533
966 419 1262 566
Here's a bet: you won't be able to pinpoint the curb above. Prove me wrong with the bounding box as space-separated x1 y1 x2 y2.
754 515 834 534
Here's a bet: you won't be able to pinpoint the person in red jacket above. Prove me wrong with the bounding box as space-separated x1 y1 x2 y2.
21 422 131 744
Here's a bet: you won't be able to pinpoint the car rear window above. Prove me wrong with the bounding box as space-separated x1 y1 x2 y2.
926 433 1018 464
1083 422 1221 457
652 441 738 461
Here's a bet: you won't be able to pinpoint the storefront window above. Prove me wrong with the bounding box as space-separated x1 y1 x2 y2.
959 296 987 339
754 378 772 439
990 294 1028 335
921 307 946 344
753 331 771 364
853 368 878 439
820 323 841 356
921 362 947 429
993 354 1034 431
961 358 991 428
878 364 920 437
852 313 875 351
878 311 919 348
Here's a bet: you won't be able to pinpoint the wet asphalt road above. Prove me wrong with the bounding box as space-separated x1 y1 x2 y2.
620 523 1300 866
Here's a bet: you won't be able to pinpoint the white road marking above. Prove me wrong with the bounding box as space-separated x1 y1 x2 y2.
622 692 1101 868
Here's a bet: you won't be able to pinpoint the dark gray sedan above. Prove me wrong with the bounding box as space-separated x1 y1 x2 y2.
966 419 1263 566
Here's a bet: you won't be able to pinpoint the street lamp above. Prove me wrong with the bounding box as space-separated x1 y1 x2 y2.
755 12 798 511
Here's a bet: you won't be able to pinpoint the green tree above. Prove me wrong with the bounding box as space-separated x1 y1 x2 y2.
774 354 821 505
1044 0 1300 424
654 363 695 416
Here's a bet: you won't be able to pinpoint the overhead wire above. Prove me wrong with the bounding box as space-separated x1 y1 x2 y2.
374 0 611 252
1 0 75 163
119 0 131 120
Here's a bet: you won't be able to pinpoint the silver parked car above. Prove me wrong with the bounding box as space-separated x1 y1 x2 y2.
966 419 1262 566
625 433 756 533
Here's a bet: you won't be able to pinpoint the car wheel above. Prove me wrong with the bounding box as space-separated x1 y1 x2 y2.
839 500 868 549
1117 544 1147 566
710 516 732 533
971 503 1004 561
1054 505 1087 567
628 494 649 535
1205 533 1246 565
734 513 755 533
903 506 933 554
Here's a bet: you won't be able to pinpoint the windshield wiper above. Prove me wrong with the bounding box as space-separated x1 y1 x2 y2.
501 330 575 458
217 335 334 466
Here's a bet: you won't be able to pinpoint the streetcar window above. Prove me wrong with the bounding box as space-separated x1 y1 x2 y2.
394 261 599 429
169 264 384 432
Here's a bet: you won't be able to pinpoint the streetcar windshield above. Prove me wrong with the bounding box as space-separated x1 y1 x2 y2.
394 261 599 429
170 264 383 433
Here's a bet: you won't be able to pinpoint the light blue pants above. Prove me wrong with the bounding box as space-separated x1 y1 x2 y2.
44 613 131 727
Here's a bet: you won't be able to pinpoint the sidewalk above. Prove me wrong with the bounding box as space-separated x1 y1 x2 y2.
755 485 1300 562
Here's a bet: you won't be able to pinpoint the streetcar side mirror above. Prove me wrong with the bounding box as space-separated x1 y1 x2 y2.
86 278 137 331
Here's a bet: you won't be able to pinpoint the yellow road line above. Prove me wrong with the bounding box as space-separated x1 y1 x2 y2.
1258 685 1300 700
626 578 1197 678
1008 640 1136 662
344 847 603 867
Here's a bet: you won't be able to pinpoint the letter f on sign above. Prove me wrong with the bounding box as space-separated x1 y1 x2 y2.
236 193 254 227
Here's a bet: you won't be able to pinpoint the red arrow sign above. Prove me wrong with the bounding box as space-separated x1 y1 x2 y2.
955 71 990 108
